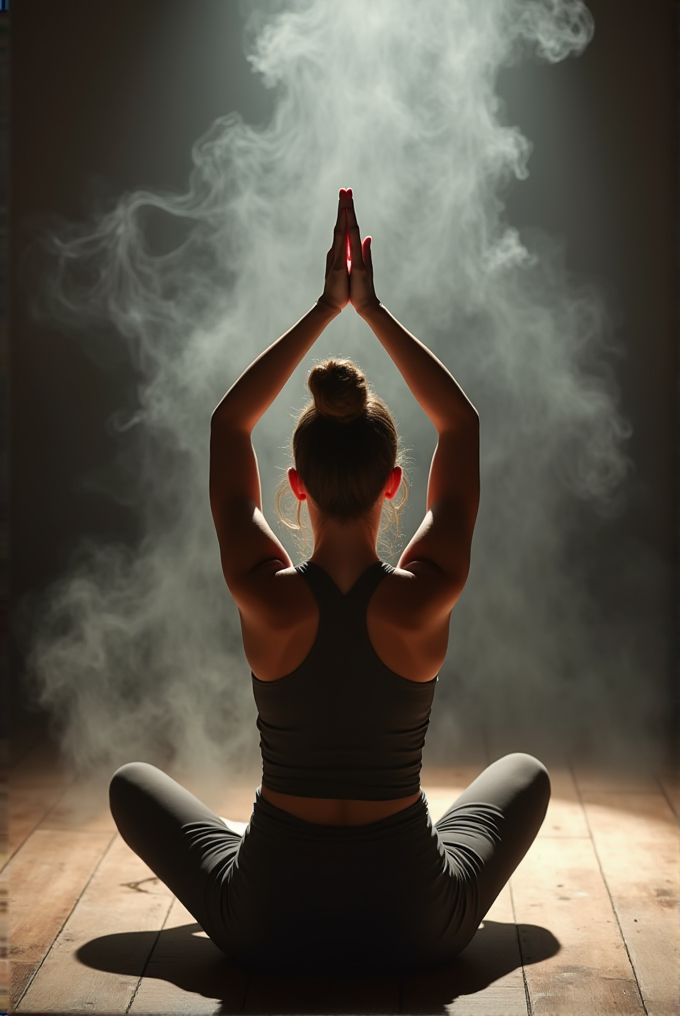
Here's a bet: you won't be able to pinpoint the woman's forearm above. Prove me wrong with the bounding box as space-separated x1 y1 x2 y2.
359 302 477 434
212 300 339 433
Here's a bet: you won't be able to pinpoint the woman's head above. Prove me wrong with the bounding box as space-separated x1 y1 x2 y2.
290 359 402 522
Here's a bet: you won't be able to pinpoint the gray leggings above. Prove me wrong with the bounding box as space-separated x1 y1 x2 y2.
109 753 549 972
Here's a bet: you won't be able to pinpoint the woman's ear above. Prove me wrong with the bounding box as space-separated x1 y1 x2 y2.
288 467 307 502
384 465 403 501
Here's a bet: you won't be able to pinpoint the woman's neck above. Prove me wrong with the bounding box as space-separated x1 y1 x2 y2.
308 510 381 594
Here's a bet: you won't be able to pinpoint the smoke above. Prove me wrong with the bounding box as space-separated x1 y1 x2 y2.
25 0 666 779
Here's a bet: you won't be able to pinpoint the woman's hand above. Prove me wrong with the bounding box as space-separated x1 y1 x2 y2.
347 193 379 316
319 189 352 313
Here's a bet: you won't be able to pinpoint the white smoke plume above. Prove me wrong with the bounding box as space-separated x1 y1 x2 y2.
25 0 665 780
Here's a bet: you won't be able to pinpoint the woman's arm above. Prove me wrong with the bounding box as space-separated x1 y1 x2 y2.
211 300 339 435
347 196 479 600
210 190 351 595
358 302 478 437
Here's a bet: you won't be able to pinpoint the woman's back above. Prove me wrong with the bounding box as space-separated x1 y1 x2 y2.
253 560 436 814
238 556 455 824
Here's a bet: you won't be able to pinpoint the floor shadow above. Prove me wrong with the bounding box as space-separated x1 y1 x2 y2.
77 919 560 1014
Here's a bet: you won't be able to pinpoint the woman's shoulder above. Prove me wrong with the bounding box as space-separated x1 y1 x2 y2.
231 559 314 626
238 563 319 681
376 560 461 623
367 563 453 682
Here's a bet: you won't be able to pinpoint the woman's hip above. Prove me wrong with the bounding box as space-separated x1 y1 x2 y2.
213 790 469 970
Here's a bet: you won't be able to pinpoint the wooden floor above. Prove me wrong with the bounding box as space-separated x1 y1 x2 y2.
5 726 678 1016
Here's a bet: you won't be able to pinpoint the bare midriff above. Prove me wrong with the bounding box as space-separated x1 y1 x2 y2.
260 785 421 826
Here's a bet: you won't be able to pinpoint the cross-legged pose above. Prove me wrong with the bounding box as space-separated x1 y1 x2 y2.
110 188 550 973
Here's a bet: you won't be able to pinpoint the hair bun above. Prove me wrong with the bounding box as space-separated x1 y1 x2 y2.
308 359 368 423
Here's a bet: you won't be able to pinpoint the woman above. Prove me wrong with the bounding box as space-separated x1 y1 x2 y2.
110 188 550 973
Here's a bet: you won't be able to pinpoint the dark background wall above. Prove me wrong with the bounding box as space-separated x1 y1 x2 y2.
10 1 677 743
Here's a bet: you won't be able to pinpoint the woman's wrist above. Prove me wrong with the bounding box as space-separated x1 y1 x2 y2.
356 297 384 322
316 294 344 318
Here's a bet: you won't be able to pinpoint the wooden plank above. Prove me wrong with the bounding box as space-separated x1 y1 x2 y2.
537 768 589 839
39 776 116 834
17 833 174 1014
9 828 114 1010
582 791 679 1016
7 784 70 862
11 962 35 1011
657 772 678 821
511 835 645 1015
571 765 659 795
402 883 528 1015
128 898 249 1015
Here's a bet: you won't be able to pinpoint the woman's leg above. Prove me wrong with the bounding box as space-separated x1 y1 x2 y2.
109 761 244 943
434 753 550 939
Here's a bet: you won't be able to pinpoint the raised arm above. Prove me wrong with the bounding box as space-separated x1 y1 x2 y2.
346 196 479 603
210 190 352 598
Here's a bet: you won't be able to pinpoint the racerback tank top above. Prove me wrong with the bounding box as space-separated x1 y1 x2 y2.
251 560 437 800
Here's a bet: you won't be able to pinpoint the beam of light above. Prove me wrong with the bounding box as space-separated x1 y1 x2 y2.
23 0 665 781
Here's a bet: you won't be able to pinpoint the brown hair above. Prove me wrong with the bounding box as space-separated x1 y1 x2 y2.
276 359 407 547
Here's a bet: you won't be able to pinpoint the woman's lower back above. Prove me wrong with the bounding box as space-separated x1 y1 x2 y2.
260 784 422 825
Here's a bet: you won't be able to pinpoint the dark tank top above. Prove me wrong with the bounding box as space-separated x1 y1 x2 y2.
251 560 437 800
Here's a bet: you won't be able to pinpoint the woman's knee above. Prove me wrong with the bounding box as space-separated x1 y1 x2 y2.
109 761 159 822
503 752 551 810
